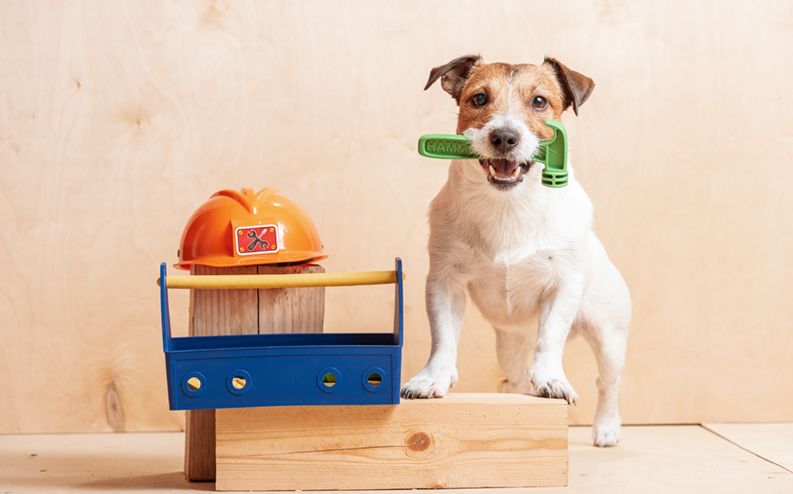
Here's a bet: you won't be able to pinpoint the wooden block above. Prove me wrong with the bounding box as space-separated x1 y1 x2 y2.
190 265 260 336
184 263 326 482
182 407 218 482
215 393 568 491
258 264 325 334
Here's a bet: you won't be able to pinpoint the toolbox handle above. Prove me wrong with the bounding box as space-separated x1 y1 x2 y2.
393 257 404 346
158 270 404 290
159 262 173 352
158 258 406 351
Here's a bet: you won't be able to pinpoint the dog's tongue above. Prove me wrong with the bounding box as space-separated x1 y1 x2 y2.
487 159 519 178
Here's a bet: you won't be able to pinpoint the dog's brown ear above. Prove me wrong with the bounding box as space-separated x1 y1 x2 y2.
543 57 594 115
424 55 482 103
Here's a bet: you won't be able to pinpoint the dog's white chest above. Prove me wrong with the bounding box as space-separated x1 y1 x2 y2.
467 250 560 328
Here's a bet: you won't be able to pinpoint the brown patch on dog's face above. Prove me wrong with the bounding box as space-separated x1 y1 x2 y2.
455 62 569 139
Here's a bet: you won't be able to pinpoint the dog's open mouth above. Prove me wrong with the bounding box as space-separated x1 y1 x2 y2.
479 159 532 190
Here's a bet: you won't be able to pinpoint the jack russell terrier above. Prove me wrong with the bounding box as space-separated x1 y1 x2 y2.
401 55 631 447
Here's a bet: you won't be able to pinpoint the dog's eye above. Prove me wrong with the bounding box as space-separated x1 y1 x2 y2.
471 93 488 107
531 96 548 110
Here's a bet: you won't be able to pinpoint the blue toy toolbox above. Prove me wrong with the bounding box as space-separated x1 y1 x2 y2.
158 258 404 410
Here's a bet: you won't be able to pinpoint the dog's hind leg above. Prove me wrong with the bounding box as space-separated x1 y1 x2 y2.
581 322 628 447
495 326 533 394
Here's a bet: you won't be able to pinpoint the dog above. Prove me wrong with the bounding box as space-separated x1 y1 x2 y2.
400 55 631 447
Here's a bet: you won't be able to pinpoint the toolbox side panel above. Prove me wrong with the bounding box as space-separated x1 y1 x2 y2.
166 348 401 410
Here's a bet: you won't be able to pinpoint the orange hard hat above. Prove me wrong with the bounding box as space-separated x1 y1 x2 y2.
176 187 325 270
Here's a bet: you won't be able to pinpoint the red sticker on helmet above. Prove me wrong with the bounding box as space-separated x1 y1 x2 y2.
234 225 279 256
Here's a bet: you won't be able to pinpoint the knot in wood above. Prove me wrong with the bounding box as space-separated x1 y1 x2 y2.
406 431 431 451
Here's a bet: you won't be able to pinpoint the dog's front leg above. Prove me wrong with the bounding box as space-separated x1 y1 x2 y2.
400 271 466 399
530 273 584 404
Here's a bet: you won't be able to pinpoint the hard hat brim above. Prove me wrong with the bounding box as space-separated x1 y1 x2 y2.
175 251 326 270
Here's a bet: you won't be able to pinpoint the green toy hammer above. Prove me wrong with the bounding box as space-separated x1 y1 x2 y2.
417 120 569 188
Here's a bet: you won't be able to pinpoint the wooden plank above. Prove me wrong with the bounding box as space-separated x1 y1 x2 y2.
258 264 325 334
184 264 258 482
184 264 326 481
215 393 568 491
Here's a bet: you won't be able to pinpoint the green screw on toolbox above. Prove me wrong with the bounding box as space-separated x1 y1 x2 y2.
417 120 569 188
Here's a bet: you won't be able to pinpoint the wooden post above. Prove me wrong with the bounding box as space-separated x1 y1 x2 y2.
257 264 325 334
215 393 568 490
183 263 325 482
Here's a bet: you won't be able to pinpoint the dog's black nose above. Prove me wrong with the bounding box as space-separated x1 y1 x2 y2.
489 128 520 153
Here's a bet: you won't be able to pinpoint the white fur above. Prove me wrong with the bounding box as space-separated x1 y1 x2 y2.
401 116 631 448
464 114 539 163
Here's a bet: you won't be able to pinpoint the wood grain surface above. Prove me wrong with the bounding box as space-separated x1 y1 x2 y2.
215 393 568 490
257 264 326 334
1 0 792 432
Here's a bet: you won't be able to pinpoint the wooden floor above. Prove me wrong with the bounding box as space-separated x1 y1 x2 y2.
1 425 791 493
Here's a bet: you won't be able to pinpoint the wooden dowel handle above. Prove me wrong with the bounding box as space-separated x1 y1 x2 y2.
158 270 404 289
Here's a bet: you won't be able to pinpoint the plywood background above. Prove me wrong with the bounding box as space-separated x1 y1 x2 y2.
1 0 792 433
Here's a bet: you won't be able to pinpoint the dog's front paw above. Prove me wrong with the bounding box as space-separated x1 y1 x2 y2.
529 369 578 404
400 366 458 399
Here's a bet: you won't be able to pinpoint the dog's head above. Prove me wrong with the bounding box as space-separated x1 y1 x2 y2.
425 55 594 191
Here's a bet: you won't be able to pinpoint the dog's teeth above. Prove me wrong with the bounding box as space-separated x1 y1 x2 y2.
488 165 496 176
511 167 520 178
